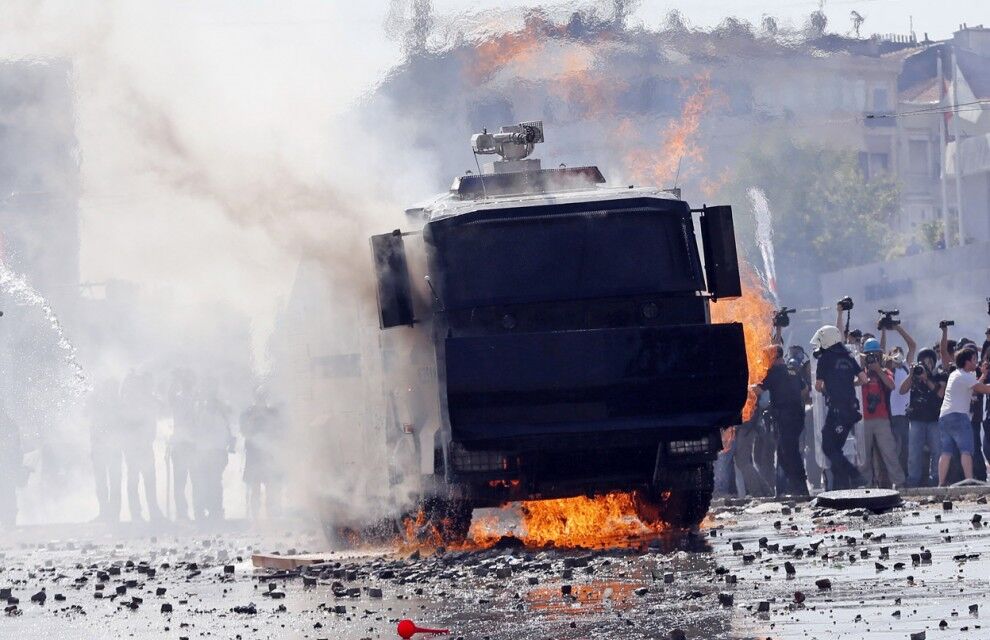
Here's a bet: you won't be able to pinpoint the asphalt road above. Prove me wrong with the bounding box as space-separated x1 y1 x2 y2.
1 492 989 639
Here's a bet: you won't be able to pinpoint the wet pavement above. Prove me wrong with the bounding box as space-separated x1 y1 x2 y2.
1 493 989 639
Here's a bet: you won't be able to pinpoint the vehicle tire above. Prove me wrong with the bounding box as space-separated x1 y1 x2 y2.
415 496 473 547
632 462 714 530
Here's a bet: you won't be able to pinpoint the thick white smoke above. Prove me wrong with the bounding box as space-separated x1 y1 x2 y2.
0 1 441 525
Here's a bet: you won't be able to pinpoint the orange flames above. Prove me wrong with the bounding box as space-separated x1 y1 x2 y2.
402 492 665 551
709 264 776 422
518 492 664 548
625 73 726 187
465 17 570 84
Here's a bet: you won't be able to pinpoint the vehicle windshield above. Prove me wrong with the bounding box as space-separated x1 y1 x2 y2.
426 202 704 310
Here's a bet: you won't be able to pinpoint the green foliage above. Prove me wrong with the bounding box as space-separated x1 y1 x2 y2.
920 218 946 250
717 132 900 304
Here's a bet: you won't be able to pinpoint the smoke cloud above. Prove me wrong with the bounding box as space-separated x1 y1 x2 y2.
0 1 433 525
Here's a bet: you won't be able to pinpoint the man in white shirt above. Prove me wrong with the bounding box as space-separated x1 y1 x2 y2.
938 347 990 486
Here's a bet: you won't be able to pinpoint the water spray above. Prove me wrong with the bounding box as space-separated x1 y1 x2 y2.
0 260 88 396
748 187 779 308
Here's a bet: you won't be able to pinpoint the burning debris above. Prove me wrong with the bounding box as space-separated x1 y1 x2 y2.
517 493 666 548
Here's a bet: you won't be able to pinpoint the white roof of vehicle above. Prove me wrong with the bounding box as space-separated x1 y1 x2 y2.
406 185 681 224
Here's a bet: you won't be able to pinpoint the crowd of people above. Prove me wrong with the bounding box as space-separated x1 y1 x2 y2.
85 369 286 525
719 300 990 497
0 369 284 528
0 368 287 528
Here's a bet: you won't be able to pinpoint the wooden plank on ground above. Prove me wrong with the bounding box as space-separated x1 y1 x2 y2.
251 553 330 570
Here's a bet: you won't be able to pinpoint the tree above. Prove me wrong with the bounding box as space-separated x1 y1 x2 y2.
717 133 900 306
850 11 865 39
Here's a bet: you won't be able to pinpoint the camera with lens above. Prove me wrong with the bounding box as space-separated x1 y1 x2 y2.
877 309 900 331
939 320 955 329
864 351 882 366
912 364 926 377
773 307 796 328
838 296 854 312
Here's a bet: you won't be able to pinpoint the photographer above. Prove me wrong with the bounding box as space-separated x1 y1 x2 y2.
938 347 990 485
753 345 809 496
939 322 957 370
901 348 945 486
833 298 866 352
857 339 906 488
881 319 916 474
812 324 868 490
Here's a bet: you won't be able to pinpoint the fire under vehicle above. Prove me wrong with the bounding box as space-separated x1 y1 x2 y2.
348 121 747 544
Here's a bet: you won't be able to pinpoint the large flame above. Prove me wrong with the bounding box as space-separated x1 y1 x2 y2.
518 492 664 548
625 73 726 186
710 264 776 422
402 492 664 550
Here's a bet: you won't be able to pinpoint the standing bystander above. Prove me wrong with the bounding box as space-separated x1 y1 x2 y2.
812 324 868 490
903 348 946 487
857 339 905 487
938 348 990 486
753 345 809 496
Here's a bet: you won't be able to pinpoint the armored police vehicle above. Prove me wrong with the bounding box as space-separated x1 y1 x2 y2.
363 121 748 544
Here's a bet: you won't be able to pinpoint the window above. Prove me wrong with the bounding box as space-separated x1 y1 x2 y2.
873 87 889 112
860 152 889 179
869 153 889 175
908 140 930 175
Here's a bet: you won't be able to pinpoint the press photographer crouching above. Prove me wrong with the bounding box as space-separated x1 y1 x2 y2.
901 347 945 487
812 324 867 490
753 344 809 497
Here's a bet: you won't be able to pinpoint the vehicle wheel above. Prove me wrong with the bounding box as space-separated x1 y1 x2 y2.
632 462 714 530
413 496 473 547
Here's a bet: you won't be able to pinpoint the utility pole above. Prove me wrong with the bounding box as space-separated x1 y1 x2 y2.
937 54 949 241
951 49 966 245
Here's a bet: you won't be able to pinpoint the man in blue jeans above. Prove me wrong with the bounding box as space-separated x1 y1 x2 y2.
901 348 945 487
938 347 990 486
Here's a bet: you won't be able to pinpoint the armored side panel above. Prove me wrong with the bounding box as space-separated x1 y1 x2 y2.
444 323 748 444
370 231 414 329
698 205 742 300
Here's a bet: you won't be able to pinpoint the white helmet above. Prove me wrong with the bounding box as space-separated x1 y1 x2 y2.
810 325 843 351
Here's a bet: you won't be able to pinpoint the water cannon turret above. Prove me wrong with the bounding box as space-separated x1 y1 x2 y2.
471 121 544 174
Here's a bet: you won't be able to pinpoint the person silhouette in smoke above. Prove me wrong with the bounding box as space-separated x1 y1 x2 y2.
193 376 233 522
168 369 198 521
0 397 25 528
120 369 165 522
88 377 123 523
240 384 284 520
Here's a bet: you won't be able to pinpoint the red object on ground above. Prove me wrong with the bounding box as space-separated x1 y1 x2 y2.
397 619 450 639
